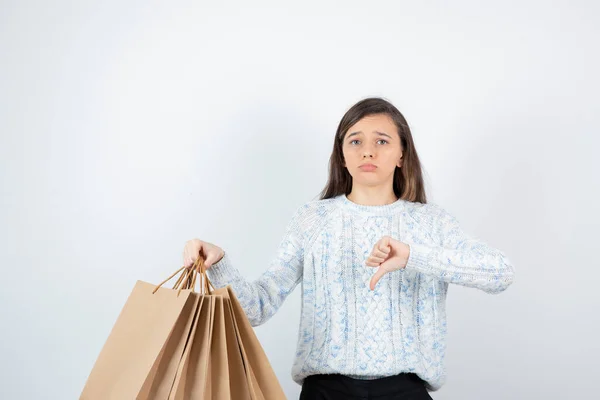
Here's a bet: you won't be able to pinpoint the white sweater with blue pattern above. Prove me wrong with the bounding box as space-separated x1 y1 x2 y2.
206 194 515 391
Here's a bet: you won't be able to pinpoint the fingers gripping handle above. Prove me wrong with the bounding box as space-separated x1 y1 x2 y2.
152 254 215 295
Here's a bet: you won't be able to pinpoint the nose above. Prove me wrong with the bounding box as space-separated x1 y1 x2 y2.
362 142 376 158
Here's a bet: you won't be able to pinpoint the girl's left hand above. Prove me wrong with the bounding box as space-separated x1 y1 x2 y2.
365 236 411 290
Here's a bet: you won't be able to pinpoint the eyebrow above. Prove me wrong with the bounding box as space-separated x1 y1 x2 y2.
346 131 393 139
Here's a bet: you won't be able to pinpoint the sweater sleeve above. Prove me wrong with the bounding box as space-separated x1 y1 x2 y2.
403 205 515 294
205 204 307 326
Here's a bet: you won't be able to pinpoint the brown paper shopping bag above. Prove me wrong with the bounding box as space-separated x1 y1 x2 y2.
140 291 201 400
169 293 213 399
82 253 288 399
80 263 204 399
169 279 252 399
225 286 287 400
169 257 287 400
172 294 241 399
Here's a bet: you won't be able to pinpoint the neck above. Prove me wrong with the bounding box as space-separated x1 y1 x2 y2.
346 187 398 206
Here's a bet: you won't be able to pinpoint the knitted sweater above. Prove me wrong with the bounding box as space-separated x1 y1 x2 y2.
206 194 515 391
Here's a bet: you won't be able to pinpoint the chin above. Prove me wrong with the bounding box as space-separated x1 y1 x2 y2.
353 178 386 186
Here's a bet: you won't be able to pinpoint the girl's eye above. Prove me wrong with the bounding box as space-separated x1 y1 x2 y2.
349 139 389 145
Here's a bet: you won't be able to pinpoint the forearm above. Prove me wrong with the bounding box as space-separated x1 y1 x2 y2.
207 249 303 326
404 242 514 294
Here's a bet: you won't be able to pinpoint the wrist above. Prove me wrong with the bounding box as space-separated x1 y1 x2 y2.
401 242 411 268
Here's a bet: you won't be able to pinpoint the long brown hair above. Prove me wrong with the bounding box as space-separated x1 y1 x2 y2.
318 97 427 204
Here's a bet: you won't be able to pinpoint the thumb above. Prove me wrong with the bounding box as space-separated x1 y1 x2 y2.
369 267 387 291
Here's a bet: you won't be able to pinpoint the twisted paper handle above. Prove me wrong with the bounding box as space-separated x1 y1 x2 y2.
152 253 215 295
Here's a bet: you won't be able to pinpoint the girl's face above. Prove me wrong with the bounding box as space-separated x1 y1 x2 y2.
342 113 403 189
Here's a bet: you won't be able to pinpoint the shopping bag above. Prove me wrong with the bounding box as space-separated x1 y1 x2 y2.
80 264 202 399
81 252 288 399
141 272 203 399
169 292 215 399
169 258 287 400
176 288 252 400
225 285 287 400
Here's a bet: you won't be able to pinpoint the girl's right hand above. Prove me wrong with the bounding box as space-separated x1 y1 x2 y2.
182 239 225 270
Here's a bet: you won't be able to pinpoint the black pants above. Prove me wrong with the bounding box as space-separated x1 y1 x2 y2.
299 373 434 400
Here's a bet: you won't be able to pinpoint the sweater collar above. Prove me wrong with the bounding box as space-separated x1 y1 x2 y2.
336 193 406 216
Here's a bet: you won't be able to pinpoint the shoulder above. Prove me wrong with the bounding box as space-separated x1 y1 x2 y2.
403 201 458 237
408 201 450 217
284 196 340 242
292 196 339 224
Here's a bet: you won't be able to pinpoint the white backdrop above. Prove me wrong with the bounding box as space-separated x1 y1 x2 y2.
1 1 598 399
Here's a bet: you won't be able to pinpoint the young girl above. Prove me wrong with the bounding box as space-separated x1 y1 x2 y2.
182 97 515 399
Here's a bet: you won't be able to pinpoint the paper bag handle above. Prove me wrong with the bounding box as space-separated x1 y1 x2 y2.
152 254 215 295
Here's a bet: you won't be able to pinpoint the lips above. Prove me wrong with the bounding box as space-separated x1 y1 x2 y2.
359 164 377 171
